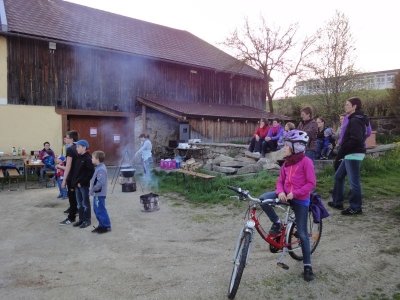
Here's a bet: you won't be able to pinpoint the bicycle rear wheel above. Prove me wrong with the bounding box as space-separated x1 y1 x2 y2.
227 231 251 299
287 211 322 261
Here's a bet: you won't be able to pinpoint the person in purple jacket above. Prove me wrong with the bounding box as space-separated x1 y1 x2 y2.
334 110 372 170
261 118 284 156
259 129 316 282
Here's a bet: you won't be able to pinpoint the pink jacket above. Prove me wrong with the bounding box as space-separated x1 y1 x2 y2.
275 157 316 201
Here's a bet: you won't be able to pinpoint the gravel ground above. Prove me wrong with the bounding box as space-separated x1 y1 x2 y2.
0 181 399 300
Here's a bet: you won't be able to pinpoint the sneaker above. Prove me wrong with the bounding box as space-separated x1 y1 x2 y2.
59 218 74 225
57 195 62 199
79 221 91 228
269 222 282 234
341 207 362 215
63 208 70 214
73 220 83 227
92 226 100 233
327 201 344 210
303 266 315 282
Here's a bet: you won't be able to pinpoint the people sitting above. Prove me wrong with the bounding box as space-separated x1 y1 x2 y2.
38 141 55 181
248 118 269 154
277 122 296 150
261 118 284 156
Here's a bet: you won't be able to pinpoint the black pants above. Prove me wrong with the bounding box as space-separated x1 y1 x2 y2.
67 181 78 221
262 140 278 155
248 137 263 153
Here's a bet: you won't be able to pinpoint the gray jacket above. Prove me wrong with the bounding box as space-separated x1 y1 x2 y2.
89 163 108 197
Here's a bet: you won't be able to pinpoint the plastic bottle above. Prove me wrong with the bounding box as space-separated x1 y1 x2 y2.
21 148 26 156
18 147 21 156
12 147 17 156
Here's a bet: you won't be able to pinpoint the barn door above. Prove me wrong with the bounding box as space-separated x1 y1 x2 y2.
68 116 132 165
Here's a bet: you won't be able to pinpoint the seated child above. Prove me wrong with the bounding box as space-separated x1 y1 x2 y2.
55 155 68 199
320 127 335 159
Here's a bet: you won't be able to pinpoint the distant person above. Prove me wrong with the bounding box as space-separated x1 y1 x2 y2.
60 130 79 225
135 133 153 188
248 118 269 154
38 141 55 181
89 150 111 234
71 140 94 228
277 122 296 150
55 155 68 199
297 107 318 161
328 97 370 215
262 118 284 156
315 117 335 159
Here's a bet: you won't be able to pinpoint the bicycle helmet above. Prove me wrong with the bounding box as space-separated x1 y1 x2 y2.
284 130 309 154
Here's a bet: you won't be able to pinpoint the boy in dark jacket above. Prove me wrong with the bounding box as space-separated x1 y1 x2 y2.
71 140 94 228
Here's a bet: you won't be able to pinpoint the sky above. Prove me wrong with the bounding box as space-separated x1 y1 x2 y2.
65 0 399 73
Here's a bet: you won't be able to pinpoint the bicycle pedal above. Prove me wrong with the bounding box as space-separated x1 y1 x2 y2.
277 262 289 270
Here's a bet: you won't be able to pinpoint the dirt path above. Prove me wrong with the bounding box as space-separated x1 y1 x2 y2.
0 185 399 299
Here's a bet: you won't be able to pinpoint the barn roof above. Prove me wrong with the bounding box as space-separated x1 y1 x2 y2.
1 0 262 79
137 97 291 121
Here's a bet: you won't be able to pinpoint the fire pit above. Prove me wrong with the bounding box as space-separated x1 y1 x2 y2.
139 193 160 212
120 165 136 192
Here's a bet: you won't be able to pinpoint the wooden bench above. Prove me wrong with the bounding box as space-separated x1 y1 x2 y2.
7 168 20 190
176 169 216 189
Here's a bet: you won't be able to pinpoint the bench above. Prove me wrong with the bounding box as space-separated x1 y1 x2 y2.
176 169 216 189
7 168 20 190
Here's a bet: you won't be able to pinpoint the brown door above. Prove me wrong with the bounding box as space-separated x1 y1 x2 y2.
68 116 133 165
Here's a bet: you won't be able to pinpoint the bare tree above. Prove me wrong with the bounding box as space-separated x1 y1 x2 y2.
389 71 400 117
223 17 318 113
306 11 358 121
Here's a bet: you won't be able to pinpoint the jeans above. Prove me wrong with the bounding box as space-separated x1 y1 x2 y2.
305 150 316 161
259 191 311 265
39 166 55 180
56 178 68 198
93 196 111 228
75 186 91 223
141 157 154 189
332 159 363 210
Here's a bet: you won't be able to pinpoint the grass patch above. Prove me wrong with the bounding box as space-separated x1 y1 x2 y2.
154 148 400 206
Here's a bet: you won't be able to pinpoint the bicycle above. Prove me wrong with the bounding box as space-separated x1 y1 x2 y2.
227 186 322 299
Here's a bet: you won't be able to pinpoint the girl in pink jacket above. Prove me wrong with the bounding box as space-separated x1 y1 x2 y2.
259 129 316 282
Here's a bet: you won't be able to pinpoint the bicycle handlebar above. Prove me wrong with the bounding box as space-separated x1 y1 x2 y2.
227 186 286 206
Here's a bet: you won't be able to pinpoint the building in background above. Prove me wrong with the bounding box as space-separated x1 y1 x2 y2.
295 69 399 96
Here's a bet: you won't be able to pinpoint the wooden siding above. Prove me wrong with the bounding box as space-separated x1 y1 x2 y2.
189 118 257 143
7 36 265 111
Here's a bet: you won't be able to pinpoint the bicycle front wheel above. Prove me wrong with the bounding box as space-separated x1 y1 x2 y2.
227 231 251 299
287 212 322 261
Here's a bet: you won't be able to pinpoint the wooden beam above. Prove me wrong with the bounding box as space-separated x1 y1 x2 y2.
55 108 133 117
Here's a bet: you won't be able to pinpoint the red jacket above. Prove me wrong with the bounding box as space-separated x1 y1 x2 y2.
254 125 269 139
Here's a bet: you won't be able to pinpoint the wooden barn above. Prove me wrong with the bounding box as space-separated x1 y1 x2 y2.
0 0 286 164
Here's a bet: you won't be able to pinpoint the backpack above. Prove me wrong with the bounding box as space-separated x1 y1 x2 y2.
43 156 55 169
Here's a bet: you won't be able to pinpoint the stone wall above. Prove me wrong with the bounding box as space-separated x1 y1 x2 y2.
370 116 400 136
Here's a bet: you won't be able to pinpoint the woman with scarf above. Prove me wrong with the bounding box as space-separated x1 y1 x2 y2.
259 129 316 282
297 107 318 161
262 118 284 156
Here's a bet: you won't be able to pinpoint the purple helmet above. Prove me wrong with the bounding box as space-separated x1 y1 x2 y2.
284 130 309 154
284 130 309 144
